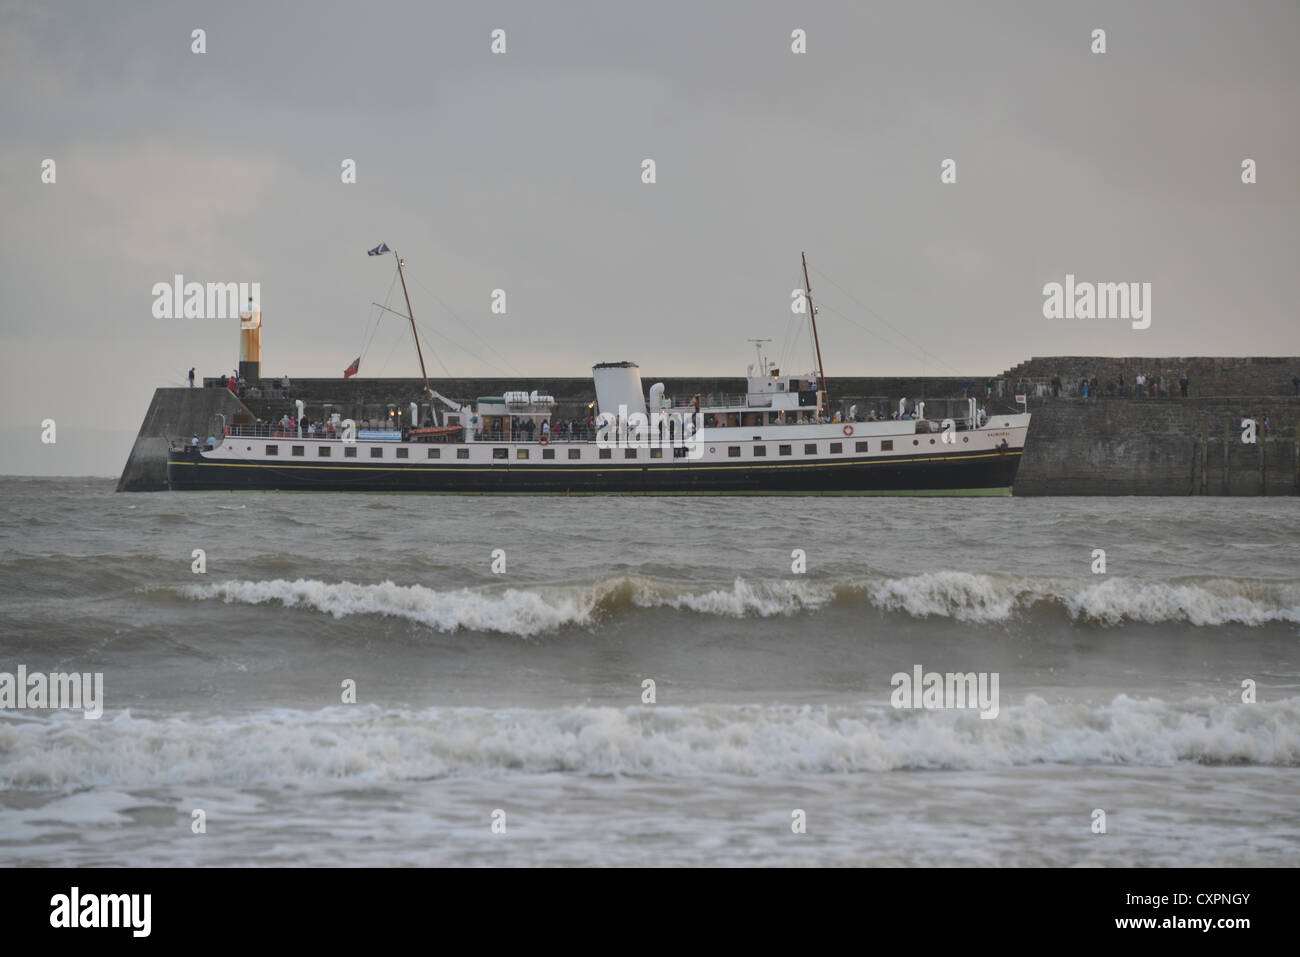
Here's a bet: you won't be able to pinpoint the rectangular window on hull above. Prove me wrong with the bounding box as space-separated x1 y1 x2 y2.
624 449 637 459
650 448 663 458
396 448 408 459
804 444 817 455
599 449 611 459
318 446 331 457
881 440 893 451
344 447 357 458
728 446 741 457
568 448 581 460
493 448 507 460
856 441 869 452
292 446 304 457
265 445 278 456
753 446 766 456
543 448 555 460
517 449 529 460
370 447 383 458
830 442 842 453
778 445 791 456
457 448 469 459
427 448 440 459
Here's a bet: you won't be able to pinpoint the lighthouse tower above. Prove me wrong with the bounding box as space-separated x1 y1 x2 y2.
239 295 261 380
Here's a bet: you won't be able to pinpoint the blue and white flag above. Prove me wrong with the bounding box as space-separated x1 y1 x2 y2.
367 243 391 256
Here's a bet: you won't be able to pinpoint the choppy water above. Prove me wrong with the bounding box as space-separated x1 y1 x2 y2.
1 478 1297 865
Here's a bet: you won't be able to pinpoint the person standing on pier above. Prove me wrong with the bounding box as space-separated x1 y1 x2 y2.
188 368 195 388
1180 373 1189 398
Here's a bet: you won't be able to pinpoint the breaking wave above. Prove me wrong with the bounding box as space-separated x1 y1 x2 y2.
180 572 1300 636
2 695 1295 789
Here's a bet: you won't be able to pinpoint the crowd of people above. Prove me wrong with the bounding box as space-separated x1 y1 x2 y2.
1046 372 1193 399
483 418 597 442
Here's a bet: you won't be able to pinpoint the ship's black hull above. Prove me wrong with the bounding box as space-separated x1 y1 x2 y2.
167 447 1023 495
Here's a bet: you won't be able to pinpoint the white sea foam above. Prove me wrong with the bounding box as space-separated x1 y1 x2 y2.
866 571 1028 622
182 573 1300 635
184 578 601 637
1 695 1295 790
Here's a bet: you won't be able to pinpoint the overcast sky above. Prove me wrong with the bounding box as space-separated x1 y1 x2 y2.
3 0 1297 475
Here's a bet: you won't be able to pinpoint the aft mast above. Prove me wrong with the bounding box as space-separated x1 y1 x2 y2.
802 251 829 409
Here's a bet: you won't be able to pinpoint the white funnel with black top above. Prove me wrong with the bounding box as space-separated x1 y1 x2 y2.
592 361 646 416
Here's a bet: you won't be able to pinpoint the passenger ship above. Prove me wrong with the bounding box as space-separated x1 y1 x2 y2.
167 252 1030 495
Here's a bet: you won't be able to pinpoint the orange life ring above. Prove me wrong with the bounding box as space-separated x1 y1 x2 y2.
539 435 549 445
842 424 854 436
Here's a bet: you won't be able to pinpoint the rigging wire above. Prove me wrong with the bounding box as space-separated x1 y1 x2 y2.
815 300 943 370
407 273 526 378
809 264 963 375
356 270 400 370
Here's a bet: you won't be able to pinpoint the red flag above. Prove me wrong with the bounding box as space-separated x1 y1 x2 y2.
343 357 360 379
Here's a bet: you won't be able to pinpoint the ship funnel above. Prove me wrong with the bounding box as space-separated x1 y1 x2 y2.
592 361 646 417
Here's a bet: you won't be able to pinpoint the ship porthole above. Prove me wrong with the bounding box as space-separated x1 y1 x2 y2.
913 439 918 445
963 436 969 443
929 438 935 444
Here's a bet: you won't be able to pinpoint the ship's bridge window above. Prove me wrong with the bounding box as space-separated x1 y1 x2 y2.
292 446 304 457
370 447 384 458
318 446 331 457
778 444 791 456
856 441 869 453
265 445 278 456
493 448 508 460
